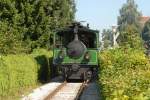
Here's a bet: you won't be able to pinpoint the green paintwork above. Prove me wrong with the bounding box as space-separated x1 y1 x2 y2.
53 48 98 65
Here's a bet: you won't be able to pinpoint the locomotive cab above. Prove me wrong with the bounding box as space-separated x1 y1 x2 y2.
53 22 99 81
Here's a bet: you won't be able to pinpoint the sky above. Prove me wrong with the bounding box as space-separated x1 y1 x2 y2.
75 0 150 31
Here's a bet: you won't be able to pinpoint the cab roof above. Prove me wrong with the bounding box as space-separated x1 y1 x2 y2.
56 22 99 36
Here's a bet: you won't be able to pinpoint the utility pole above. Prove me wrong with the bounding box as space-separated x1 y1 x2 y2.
112 26 120 48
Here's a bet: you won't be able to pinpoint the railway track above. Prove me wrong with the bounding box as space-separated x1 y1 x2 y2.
22 76 89 100
44 81 88 100
44 81 67 100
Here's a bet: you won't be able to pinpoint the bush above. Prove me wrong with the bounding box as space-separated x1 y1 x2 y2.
31 48 53 58
0 49 52 98
98 48 150 100
0 55 38 97
31 49 53 82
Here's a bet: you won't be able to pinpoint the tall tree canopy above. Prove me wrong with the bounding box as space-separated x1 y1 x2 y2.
117 0 142 48
118 0 141 32
142 19 150 49
142 19 150 41
101 29 112 49
0 0 76 54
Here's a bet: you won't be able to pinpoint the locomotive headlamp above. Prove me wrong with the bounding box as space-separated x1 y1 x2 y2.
58 49 65 60
59 54 63 59
84 52 90 60
54 49 65 64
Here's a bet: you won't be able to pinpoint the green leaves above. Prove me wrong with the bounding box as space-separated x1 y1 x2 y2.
0 49 52 97
117 0 142 49
0 21 26 54
0 0 76 54
98 48 150 99
142 19 150 49
118 24 143 49
118 0 141 32
102 29 112 49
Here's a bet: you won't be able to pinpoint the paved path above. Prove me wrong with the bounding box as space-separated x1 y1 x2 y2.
22 76 63 100
80 82 100 100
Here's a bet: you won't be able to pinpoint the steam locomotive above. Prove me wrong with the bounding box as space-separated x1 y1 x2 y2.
52 22 99 81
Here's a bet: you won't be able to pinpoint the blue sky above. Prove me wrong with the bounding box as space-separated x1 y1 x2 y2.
75 0 150 31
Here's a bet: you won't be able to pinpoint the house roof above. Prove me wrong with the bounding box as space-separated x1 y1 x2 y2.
139 16 150 27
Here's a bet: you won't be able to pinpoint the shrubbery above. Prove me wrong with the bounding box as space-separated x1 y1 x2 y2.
0 55 38 97
0 49 52 98
98 48 150 100
31 49 53 82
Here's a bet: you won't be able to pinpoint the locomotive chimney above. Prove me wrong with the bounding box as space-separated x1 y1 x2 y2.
87 23 89 28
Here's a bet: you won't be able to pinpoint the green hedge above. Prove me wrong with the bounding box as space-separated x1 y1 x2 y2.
98 48 150 100
31 49 53 82
0 49 52 98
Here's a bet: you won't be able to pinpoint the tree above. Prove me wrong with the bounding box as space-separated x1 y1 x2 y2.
102 29 113 49
142 19 150 49
0 21 26 54
118 25 142 49
19 0 76 49
0 0 76 54
142 19 150 41
118 0 141 32
117 0 142 48
0 1 27 54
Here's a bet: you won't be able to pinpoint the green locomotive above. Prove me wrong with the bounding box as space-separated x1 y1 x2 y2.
53 22 99 81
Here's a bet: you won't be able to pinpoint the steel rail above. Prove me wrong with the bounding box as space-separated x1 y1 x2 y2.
44 81 67 100
44 80 89 100
74 80 89 100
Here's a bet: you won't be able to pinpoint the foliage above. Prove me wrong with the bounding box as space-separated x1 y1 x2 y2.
102 29 113 49
31 49 53 82
142 19 150 41
98 48 150 100
117 0 142 49
0 21 28 54
31 48 52 58
142 19 150 49
117 25 142 49
118 0 141 33
0 0 76 53
0 55 38 97
0 49 52 98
